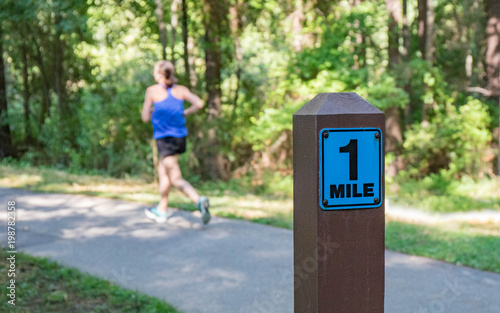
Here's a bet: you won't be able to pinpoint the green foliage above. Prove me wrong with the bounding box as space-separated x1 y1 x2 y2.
28 84 154 178
357 75 409 110
1 0 497 183
245 0 404 155
402 98 492 178
434 0 487 88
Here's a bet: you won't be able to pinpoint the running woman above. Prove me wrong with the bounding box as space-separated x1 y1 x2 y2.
141 60 210 224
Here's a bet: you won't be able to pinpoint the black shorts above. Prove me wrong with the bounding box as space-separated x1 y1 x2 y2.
156 136 186 159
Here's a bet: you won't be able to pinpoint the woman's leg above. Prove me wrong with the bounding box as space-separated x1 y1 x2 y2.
157 159 171 212
162 155 199 203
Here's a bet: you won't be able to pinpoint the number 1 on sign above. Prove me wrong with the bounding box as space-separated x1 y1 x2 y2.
339 139 358 180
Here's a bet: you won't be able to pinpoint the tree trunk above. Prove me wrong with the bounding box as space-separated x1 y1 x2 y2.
54 11 68 117
21 42 32 143
0 28 13 158
486 0 500 95
154 0 168 60
402 0 410 66
423 0 435 124
352 0 365 69
171 0 181 65
204 0 223 120
385 0 403 177
188 37 198 88
486 0 500 174
425 0 434 63
203 0 229 180
418 0 434 124
418 0 434 62
229 1 242 107
181 0 191 88
385 106 404 177
471 0 482 87
385 0 401 66
30 34 52 126
292 0 304 52
402 0 412 129
462 0 471 83
418 0 427 60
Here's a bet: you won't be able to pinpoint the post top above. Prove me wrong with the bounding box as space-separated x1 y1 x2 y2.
294 93 382 116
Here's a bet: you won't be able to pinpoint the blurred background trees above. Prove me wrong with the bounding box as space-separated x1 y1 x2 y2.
0 0 498 183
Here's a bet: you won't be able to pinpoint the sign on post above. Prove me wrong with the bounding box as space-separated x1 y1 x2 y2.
293 93 385 313
320 128 383 210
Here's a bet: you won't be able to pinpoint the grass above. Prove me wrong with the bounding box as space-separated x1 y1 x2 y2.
387 174 500 213
1 163 500 273
0 249 181 313
386 220 500 273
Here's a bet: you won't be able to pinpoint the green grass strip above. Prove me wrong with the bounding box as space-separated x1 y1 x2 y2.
386 221 500 273
0 249 181 313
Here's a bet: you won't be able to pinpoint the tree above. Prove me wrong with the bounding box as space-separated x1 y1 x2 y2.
229 0 243 106
171 0 181 64
352 0 366 69
485 0 499 95
418 0 434 62
384 0 403 176
54 6 68 117
203 0 229 179
418 0 435 124
31 30 52 126
402 0 412 128
0 27 13 158
485 0 500 174
292 0 304 52
204 0 225 120
20 41 32 144
181 0 191 88
385 0 400 66
154 0 168 60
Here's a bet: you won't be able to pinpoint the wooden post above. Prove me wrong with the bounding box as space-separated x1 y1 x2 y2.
293 93 385 312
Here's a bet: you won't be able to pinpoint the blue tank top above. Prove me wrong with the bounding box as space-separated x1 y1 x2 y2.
151 85 188 139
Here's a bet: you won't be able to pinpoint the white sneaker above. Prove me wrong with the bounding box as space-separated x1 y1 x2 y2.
197 197 211 224
145 207 168 223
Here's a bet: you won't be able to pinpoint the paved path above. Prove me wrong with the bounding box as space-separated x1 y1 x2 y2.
1 188 499 313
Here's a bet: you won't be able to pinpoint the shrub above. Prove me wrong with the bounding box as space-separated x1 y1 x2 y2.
402 98 492 179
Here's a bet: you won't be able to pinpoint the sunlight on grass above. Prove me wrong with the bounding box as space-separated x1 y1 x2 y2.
0 165 293 227
387 175 500 213
0 165 156 197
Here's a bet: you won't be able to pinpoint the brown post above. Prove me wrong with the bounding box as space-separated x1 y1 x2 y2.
293 93 385 312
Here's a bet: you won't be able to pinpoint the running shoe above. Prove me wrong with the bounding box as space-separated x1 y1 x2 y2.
144 207 168 223
197 196 211 224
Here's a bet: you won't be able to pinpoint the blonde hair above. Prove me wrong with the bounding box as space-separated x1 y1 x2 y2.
155 60 178 87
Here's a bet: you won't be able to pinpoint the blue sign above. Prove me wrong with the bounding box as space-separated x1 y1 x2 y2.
320 128 383 210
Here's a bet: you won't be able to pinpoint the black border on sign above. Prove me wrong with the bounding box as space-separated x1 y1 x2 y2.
320 128 383 210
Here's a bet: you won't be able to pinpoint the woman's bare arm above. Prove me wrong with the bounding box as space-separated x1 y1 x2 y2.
141 88 154 122
182 87 203 116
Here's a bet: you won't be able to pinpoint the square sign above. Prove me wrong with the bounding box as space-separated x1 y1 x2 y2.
320 128 383 210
